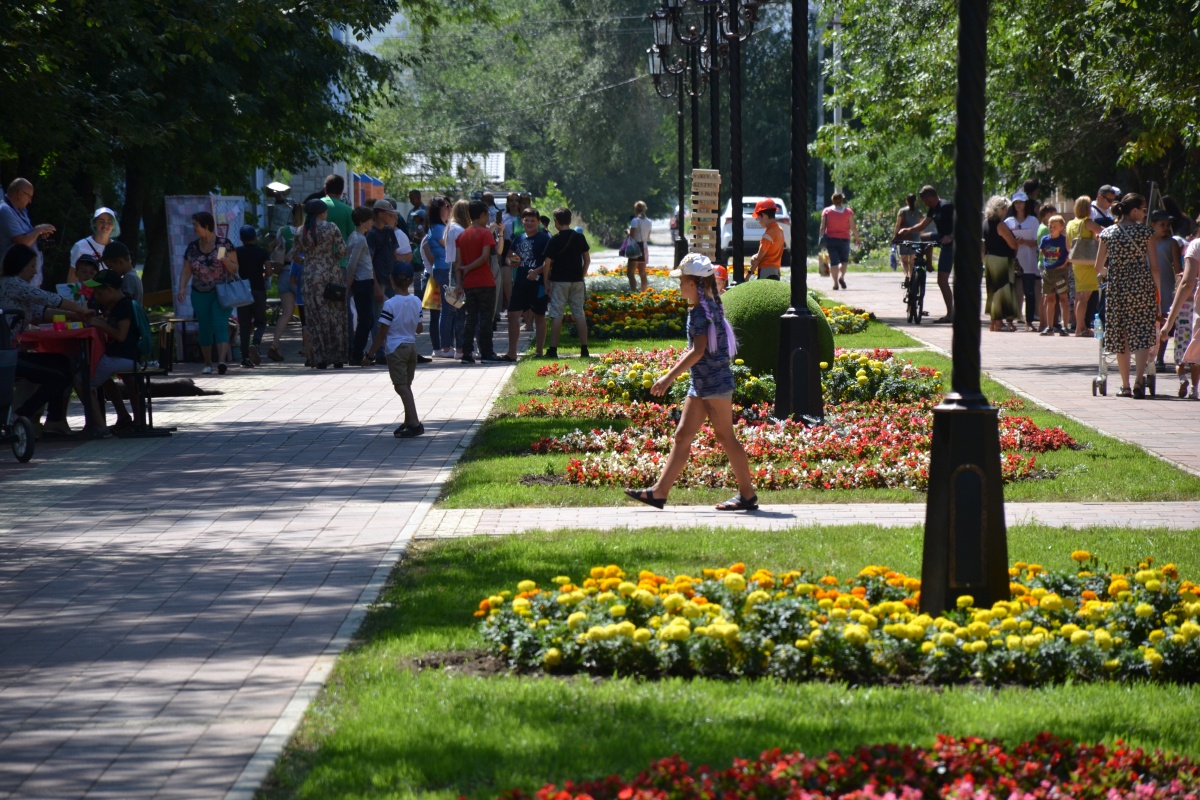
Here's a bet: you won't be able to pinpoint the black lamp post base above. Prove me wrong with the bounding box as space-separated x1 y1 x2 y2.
773 308 824 423
919 394 1009 616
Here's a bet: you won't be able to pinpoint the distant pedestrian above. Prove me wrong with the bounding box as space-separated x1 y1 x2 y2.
0 178 56 288
346 205 376 365
1160 219 1200 399
983 195 1019 332
1096 193 1161 398
100 240 142 305
748 200 784 281
504 207 551 360
1150 209 1181 370
293 199 348 369
426 198 459 359
819 192 860 290
626 201 652 292
897 185 955 322
543 207 590 360
892 193 923 288
367 265 425 438
1005 191 1041 331
269 202 304 362
623 254 758 512
1066 196 1099 338
178 211 238 374
1039 215 1071 337
68 207 117 281
455 201 501 363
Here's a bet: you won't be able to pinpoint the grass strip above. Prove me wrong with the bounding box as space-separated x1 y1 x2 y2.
259 525 1200 800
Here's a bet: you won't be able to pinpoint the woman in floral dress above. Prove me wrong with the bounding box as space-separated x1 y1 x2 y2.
293 199 348 369
1095 193 1161 398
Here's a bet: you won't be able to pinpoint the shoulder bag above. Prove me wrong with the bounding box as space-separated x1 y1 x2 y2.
216 275 254 309
1069 221 1098 266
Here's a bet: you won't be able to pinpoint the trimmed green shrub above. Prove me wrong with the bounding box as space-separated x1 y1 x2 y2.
723 281 834 374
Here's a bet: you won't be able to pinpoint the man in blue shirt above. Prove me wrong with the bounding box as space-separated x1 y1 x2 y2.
0 179 57 288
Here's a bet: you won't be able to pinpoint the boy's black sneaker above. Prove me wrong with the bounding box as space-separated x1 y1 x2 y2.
417 354 433 363
579 346 590 358
545 347 558 359
479 353 505 363
240 359 254 368
461 354 476 364
396 423 425 438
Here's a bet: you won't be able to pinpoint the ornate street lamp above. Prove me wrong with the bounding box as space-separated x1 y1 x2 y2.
715 0 759 282
774 0 823 423
920 0 1008 616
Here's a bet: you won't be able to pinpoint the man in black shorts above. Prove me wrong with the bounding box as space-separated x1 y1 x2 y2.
899 185 955 322
503 208 551 360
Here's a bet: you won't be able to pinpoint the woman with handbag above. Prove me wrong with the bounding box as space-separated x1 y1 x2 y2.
441 199 470 358
269 202 305 361
625 201 651 292
178 211 239 375
1066 196 1099 337
293 199 348 369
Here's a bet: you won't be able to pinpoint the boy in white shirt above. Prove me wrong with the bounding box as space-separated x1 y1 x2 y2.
367 265 424 438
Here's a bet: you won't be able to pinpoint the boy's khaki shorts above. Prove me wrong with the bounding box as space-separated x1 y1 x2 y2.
547 281 586 320
386 342 417 388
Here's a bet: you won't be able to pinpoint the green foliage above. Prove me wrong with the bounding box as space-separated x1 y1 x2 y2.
722 281 834 375
533 181 572 217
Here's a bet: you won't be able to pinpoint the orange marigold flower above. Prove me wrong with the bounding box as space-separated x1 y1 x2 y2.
589 567 606 580
820 576 839 586
904 578 922 592
851 587 868 598
1082 590 1097 601
729 562 747 575
1010 582 1027 596
902 596 917 608
478 599 491 611
473 610 487 617
583 578 598 589
1162 564 1179 580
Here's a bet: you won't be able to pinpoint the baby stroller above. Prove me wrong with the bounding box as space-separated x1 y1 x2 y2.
1091 284 1156 397
0 309 36 462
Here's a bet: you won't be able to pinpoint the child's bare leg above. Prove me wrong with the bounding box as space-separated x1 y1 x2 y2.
649 397 708 499
396 385 419 427
703 397 756 498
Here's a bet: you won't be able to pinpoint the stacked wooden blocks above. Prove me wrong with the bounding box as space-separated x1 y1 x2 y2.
690 168 721 261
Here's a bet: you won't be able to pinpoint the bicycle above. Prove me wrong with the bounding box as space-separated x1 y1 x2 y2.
897 238 935 324
0 309 36 463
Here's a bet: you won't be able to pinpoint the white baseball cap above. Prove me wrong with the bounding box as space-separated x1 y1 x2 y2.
670 253 715 278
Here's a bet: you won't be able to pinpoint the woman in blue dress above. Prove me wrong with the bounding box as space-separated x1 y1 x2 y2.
624 254 759 511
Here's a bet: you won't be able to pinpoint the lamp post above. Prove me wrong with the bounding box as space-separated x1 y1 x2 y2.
773 0 823 422
716 0 759 283
919 0 1008 617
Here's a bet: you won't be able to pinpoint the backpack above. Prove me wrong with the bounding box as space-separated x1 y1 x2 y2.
131 300 154 361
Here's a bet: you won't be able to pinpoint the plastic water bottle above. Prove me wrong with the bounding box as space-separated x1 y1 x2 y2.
1093 313 1103 342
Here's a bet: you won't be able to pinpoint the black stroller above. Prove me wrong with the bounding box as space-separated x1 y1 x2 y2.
0 309 36 462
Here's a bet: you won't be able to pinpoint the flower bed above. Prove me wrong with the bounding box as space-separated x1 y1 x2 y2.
514 347 1074 491
545 347 775 407
498 734 1200 800
478 554 1200 686
822 304 872 334
571 289 688 339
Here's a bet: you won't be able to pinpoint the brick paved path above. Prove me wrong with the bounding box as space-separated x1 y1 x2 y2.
0 354 513 799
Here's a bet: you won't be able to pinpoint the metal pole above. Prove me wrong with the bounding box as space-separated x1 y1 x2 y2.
689 52 700 169
728 0 744 283
774 0 822 422
831 9 842 196
814 4 825 206
920 0 1008 617
675 70 689 266
708 6 720 173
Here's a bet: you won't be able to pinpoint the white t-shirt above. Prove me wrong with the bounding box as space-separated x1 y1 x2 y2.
393 228 412 258
630 215 652 244
444 222 465 265
70 236 107 268
380 292 422 352
1005 215 1040 274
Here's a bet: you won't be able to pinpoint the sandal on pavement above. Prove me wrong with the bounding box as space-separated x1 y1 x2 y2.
1132 379 1146 400
1116 386 1132 397
716 493 759 511
624 488 665 509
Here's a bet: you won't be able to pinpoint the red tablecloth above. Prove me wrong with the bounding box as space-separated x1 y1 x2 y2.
17 327 107 378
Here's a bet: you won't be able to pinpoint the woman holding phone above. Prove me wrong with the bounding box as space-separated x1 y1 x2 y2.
178 211 239 374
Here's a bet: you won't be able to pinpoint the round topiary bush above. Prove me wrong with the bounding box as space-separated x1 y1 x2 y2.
723 280 834 374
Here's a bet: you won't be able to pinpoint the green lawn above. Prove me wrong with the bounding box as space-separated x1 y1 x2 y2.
259 525 1200 800
438 344 1200 508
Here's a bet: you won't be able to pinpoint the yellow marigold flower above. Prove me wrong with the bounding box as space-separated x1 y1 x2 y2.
610 604 627 617
1144 648 1163 669
1181 622 1200 641
1103 659 1120 672
567 611 587 630
633 628 652 644
795 583 816 596
1145 579 1162 592
723 573 747 592
820 361 829 370
1040 594 1064 613
1006 634 1023 650
663 593 686 612
744 590 771 608
843 624 870 646
859 613 878 630
1135 603 1155 618
1149 629 1165 643
589 567 606 580
596 591 616 603
632 589 657 608
512 597 532 613
920 641 935 654
517 580 537 593
1070 550 1092 563
617 581 638 596
543 648 562 667
795 638 811 650
604 565 623 578
553 575 571 585
616 620 636 637
1070 630 1091 646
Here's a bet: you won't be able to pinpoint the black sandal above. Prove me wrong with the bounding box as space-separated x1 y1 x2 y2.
624 488 665 509
716 493 759 511
1117 387 1132 397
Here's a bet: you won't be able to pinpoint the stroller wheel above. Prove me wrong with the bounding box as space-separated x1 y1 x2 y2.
12 416 35 463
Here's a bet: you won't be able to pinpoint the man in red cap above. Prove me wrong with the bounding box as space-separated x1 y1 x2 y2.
749 199 785 280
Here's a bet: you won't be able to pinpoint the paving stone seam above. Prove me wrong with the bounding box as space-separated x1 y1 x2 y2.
221 364 514 800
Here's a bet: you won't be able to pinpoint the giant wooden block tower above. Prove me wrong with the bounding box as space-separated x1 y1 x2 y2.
689 168 721 261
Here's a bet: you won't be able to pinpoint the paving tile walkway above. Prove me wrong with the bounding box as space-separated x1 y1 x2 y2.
0 347 514 799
